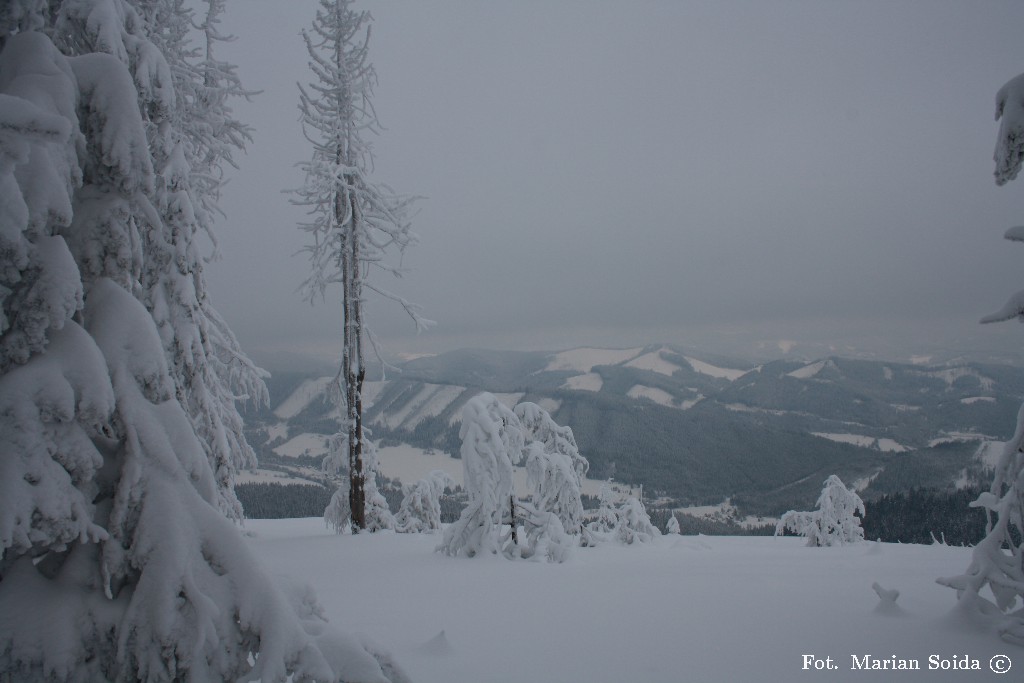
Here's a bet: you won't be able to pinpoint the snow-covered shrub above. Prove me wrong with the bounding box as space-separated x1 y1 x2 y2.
439 393 524 558
586 481 622 538
614 497 659 545
515 505 573 563
396 470 454 533
938 71 1024 644
667 512 681 535
516 402 589 536
776 475 865 547
362 441 396 532
324 433 395 533
323 431 353 533
583 483 658 545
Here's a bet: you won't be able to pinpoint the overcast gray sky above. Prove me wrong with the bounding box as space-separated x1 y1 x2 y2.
208 1 1024 369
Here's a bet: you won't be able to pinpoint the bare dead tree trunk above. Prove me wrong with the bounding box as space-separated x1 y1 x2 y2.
347 184 366 531
335 167 365 532
509 494 518 546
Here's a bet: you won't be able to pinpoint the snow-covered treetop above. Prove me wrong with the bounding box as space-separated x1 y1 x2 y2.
292 0 432 347
995 72 1024 186
515 401 589 481
816 474 865 523
460 392 523 506
777 474 864 547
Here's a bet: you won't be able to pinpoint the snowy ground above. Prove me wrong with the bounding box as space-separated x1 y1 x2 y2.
246 518 1017 683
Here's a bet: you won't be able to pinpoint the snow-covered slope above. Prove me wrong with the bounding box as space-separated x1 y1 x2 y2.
381 383 465 430
544 347 643 373
561 372 603 392
273 376 335 419
247 519 1000 683
625 348 683 376
788 359 832 379
684 355 748 381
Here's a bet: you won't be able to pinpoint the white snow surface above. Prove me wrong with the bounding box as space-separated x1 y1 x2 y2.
812 433 909 453
626 385 676 408
916 367 995 392
273 376 335 419
544 347 642 373
383 383 463 430
265 422 289 443
561 372 603 392
928 431 999 447
724 403 788 416
876 438 909 453
273 432 331 459
246 518 1003 683
811 432 875 448
536 397 562 414
624 348 682 376
684 356 747 381
625 385 703 410
787 359 832 379
236 468 321 486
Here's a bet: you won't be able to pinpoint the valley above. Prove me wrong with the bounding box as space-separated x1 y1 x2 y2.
241 345 1024 519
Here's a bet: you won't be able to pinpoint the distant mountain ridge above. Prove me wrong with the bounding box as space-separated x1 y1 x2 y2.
245 345 1024 516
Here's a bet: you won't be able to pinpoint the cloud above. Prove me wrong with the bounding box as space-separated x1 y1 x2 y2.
208 0 1024 367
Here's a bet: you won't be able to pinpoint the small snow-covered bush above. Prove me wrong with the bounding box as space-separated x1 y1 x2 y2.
324 433 395 533
776 475 865 547
667 512 681 535
584 483 658 545
614 497 659 545
586 481 621 537
396 470 454 533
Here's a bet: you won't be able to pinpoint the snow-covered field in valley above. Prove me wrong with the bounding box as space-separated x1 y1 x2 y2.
246 518 1015 683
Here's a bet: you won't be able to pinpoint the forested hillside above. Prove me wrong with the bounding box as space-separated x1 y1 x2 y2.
245 346 1022 517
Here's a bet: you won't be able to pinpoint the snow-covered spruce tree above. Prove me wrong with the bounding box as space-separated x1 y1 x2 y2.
293 0 431 533
776 475 865 547
323 428 395 533
937 72 1024 645
361 439 395 532
52 0 268 521
395 470 454 533
614 497 658 545
586 481 621 538
0 8 403 682
667 511 681 535
439 393 524 558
